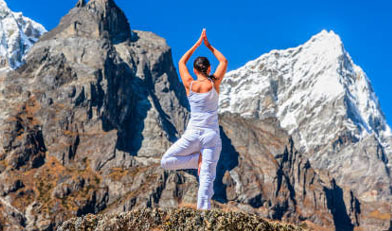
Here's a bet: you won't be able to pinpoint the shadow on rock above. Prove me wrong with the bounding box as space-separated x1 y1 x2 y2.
323 178 355 231
212 125 240 203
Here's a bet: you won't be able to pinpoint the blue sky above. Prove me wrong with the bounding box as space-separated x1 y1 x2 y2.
7 0 392 124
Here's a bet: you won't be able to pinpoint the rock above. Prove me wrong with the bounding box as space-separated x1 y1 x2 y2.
75 0 86 7
58 207 306 231
215 112 336 228
40 0 131 44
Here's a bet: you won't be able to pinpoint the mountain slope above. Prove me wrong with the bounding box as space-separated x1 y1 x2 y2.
0 0 46 70
218 29 392 230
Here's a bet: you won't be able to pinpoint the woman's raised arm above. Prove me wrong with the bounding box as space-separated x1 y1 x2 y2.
204 32 228 83
178 29 205 90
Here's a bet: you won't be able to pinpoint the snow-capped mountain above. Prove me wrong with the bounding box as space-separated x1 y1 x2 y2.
0 0 46 70
218 29 392 201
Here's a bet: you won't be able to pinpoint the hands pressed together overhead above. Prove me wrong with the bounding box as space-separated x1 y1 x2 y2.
196 28 211 48
178 27 227 82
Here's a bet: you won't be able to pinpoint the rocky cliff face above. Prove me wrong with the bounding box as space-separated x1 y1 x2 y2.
0 0 390 231
0 0 190 230
0 0 46 71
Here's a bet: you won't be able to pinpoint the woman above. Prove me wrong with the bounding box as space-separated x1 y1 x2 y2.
160 28 228 210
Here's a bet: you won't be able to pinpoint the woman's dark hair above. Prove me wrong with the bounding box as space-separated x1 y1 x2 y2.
193 56 217 81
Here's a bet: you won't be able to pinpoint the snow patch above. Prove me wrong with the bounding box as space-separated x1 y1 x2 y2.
0 0 46 70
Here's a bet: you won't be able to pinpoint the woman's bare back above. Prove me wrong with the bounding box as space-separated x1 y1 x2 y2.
186 79 220 96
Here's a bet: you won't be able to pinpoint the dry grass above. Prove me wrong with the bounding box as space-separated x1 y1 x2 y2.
368 209 391 220
178 202 197 210
6 153 103 220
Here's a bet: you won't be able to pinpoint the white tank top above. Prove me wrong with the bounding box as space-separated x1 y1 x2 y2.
187 78 219 129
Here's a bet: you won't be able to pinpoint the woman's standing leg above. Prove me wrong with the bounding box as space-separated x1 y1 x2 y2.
161 128 201 170
197 128 222 210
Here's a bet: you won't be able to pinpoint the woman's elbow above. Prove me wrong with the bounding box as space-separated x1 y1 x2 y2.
178 59 187 65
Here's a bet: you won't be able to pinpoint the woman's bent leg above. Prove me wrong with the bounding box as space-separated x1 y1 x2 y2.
160 129 200 170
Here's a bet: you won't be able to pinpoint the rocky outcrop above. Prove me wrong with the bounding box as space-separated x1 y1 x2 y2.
58 207 306 231
39 0 131 44
215 112 364 230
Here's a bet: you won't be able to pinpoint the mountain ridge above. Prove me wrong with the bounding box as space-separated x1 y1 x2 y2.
219 29 391 161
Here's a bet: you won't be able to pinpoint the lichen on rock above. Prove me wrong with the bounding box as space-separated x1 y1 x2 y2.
58 207 306 231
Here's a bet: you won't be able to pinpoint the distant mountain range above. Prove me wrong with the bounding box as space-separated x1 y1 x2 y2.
0 0 46 71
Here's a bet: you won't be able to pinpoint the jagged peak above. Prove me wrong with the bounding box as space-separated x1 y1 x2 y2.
75 0 86 7
41 0 131 43
303 29 344 51
0 0 11 16
242 29 346 70
311 29 341 41
76 0 118 8
0 0 8 8
88 0 117 6
72 0 125 13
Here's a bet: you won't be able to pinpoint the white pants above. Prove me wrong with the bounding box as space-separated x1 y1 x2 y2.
160 126 222 210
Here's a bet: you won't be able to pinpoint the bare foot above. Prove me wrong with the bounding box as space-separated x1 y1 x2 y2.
198 152 202 176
